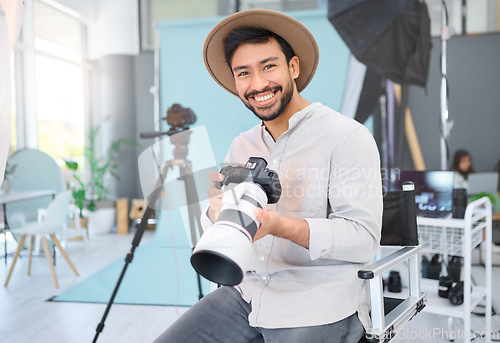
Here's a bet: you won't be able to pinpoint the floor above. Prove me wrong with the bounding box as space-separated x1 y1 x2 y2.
0 230 188 343
1 229 500 343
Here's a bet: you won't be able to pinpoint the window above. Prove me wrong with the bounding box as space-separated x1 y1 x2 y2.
33 0 88 167
9 55 17 154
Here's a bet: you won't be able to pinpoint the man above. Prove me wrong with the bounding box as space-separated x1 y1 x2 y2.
154 9 382 343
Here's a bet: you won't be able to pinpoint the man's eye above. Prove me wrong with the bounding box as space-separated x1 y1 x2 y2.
264 64 275 70
237 71 248 77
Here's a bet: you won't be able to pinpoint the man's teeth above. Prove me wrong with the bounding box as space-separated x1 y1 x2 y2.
254 93 274 102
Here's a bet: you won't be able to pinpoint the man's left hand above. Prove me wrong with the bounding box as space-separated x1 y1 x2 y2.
253 208 310 249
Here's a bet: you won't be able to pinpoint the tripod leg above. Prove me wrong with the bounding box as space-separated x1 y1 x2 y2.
179 163 203 241
179 163 204 299
92 205 155 343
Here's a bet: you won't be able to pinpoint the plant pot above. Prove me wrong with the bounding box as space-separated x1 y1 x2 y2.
88 207 116 236
80 217 89 228
69 217 88 241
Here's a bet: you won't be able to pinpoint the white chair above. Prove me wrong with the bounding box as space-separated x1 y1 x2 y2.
59 203 88 245
36 203 88 251
4 191 79 288
358 182 426 342
5 149 65 223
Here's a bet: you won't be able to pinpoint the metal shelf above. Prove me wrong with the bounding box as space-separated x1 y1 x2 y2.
416 197 493 343
420 278 487 318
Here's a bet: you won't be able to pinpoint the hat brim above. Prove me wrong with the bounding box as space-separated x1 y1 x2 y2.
203 9 320 96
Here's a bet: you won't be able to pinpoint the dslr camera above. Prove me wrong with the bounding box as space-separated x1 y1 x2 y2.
191 157 282 286
215 157 281 203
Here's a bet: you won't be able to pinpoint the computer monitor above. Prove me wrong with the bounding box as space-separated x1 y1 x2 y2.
390 169 455 218
467 172 499 195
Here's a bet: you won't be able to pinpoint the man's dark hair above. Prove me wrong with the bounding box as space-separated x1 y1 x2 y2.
223 27 295 70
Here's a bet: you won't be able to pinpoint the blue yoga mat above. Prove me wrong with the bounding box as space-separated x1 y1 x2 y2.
50 210 210 306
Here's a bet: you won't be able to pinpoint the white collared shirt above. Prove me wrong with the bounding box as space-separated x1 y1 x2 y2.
202 102 383 329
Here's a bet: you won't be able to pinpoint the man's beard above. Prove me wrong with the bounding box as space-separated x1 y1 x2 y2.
243 78 294 122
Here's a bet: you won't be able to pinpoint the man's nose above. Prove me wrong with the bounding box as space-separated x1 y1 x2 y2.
249 71 269 92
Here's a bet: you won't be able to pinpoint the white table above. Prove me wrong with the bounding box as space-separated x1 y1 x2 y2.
0 190 57 262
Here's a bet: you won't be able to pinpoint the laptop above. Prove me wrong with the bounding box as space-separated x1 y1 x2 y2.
390 169 455 218
467 172 499 195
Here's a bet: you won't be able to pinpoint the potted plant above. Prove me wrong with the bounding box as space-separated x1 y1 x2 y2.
86 125 138 235
64 160 88 226
470 192 497 213
86 125 137 205
65 124 138 235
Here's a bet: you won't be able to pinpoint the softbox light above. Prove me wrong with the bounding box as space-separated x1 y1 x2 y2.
328 0 432 87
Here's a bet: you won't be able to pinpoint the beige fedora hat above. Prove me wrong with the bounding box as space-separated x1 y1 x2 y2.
203 9 320 96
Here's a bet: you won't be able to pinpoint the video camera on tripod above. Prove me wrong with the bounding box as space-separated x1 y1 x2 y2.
191 157 282 286
93 103 201 342
140 103 197 139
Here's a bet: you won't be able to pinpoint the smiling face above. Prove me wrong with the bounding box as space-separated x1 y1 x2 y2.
230 37 300 121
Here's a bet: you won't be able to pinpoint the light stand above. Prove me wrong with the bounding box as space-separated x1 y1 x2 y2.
92 127 204 343
440 0 453 170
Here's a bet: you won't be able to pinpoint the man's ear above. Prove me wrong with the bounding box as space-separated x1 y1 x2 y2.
289 56 300 80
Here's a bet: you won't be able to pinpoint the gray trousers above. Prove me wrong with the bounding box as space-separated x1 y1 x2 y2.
153 286 365 343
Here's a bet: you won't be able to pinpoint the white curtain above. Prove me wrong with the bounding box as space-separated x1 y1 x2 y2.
0 0 25 185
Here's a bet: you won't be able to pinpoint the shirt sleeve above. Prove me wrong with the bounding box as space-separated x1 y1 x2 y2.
200 204 214 231
306 126 383 263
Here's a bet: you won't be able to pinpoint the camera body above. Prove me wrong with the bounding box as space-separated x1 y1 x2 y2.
166 103 197 131
216 157 281 204
191 157 282 286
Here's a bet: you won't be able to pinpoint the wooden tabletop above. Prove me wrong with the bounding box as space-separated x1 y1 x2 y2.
493 211 500 221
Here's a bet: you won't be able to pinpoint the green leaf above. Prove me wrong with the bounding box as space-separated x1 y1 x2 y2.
471 192 497 205
64 160 79 171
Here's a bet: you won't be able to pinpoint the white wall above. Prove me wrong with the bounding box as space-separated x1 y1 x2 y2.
47 0 97 20
53 0 140 59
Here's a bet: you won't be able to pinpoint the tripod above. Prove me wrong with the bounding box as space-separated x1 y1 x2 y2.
93 129 204 343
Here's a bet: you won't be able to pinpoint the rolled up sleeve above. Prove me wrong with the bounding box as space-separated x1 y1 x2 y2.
307 126 383 263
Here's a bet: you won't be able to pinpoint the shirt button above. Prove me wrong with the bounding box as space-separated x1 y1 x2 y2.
272 159 278 164
262 275 268 280
259 256 265 261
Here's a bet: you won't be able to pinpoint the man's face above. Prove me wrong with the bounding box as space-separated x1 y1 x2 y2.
230 38 299 121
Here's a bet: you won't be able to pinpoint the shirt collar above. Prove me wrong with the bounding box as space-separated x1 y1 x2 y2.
288 102 322 130
260 102 322 145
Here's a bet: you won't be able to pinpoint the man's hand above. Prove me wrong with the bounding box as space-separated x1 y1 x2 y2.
253 208 310 249
207 171 224 223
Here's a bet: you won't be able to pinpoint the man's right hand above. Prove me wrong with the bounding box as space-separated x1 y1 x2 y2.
207 171 224 223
